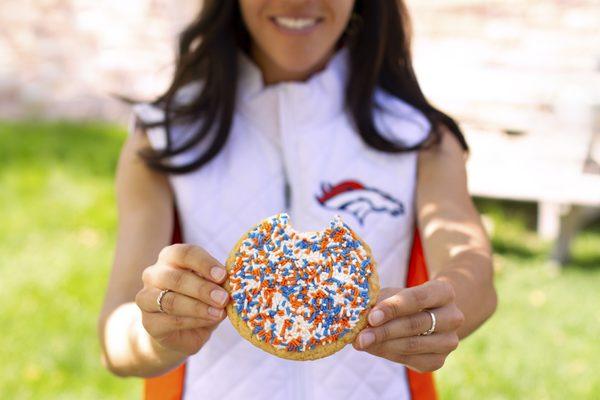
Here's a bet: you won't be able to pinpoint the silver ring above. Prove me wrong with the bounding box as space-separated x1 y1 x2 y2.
419 309 436 336
157 289 171 313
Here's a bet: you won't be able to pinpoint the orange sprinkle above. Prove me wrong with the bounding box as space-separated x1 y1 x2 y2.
279 320 290 337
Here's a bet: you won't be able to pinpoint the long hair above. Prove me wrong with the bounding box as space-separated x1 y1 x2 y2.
128 0 469 174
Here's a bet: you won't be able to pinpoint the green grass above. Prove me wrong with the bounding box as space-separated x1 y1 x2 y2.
438 199 600 399
1 120 599 399
0 120 139 399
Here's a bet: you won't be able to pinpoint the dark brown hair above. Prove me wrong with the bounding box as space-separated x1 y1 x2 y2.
130 0 469 174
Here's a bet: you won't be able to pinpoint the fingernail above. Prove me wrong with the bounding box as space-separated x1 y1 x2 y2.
208 306 223 318
369 309 384 325
359 331 375 349
211 266 226 281
211 289 228 305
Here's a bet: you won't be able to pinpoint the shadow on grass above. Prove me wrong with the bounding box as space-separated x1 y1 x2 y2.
567 253 600 271
564 217 600 271
491 239 542 260
474 197 600 270
474 198 543 259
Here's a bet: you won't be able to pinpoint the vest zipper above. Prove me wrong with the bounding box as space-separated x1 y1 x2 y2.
284 176 291 210
278 87 292 211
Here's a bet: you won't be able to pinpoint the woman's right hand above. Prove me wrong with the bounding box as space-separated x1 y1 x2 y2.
135 243 229 356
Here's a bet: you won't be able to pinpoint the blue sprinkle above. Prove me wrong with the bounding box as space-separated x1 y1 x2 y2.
283 244 290 254
296 240 309 249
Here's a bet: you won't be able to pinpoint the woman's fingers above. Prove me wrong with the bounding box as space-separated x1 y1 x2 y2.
142 312 220 338
391 353 448 373
136 287 227 320
158 243 227 284
356 304 464 348
352 283 463 370
367 280 455 327
142 265 229 308
134 244 230 353
357 331 459 356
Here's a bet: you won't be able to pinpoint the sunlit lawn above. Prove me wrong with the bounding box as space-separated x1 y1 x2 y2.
1 120 598 399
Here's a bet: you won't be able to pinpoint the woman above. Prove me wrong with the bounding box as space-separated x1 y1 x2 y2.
98 0 497 399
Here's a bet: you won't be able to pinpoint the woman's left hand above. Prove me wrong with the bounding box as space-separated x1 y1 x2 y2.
353 279 465 372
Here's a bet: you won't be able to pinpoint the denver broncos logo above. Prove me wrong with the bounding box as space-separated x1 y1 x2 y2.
315 180 404 225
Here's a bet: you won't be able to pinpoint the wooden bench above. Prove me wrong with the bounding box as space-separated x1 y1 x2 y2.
463 105 600 265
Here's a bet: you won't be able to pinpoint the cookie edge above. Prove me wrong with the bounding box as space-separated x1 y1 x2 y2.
224 214 381 361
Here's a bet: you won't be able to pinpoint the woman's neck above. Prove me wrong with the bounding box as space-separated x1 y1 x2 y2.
249 43 334 86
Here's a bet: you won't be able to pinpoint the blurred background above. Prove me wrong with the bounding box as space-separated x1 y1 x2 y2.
1 0 599 398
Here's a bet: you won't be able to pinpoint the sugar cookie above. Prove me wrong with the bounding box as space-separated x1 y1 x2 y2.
224 213 380 360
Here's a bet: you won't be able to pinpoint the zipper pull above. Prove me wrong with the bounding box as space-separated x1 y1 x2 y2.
284 179 291 209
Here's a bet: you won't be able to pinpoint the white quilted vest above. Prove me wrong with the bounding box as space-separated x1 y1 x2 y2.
132 43 431 400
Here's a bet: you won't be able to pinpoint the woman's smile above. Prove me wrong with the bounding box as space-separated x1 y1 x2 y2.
269 15 324 35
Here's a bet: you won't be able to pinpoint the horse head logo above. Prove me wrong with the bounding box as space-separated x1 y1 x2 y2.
315 180 404 225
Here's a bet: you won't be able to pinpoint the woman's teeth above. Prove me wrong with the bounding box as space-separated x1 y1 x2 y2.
273 17 319 30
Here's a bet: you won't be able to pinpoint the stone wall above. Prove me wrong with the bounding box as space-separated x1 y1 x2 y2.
0 0 200 121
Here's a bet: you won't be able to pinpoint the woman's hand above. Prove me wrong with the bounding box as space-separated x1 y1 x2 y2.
353 279 464 372
135 243 229 356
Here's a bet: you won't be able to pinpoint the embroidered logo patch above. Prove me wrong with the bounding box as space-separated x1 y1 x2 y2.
315 180 404 225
